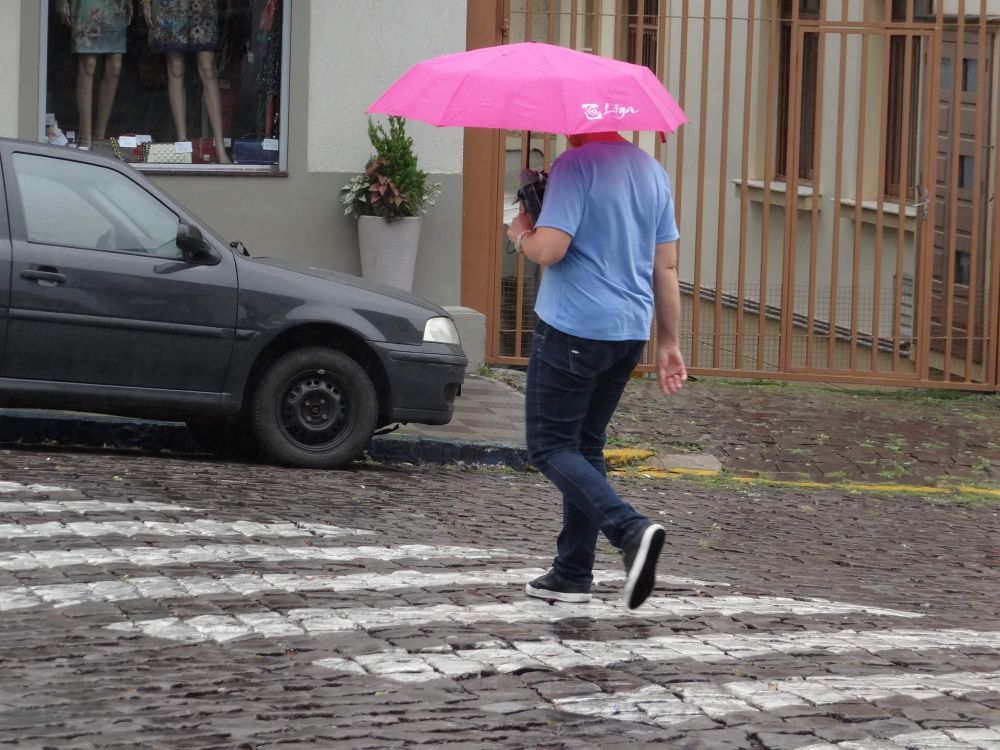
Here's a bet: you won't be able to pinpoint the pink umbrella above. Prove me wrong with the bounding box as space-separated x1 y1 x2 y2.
367 42 686 136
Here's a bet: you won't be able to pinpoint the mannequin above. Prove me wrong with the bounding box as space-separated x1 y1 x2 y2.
59 0 132 149
144 0 232 163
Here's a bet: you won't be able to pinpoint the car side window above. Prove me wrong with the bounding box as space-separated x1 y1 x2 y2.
12 153 183 258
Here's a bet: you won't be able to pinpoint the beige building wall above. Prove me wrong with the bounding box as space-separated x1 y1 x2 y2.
0 1 22 138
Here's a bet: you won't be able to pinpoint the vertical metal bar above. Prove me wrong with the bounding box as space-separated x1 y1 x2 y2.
943 2 967 376
513 253 527 358
915 1 945 381
712 0 734 368
525 0 534 41
849 1 872 370
674 0 690 224
964 0 987 380
592 0 602 52
988 23 1000 387
544 0 558 167
630 0 643 146
779 0 802 372
654 0 669 161
990 41 1000 387
805 7 826 369
871 18 894 372
479 0 511 364
570 0 579 50
690 0 712 368
891 10 915 372
757 0 782 369
615 0 625 60
827 1 850 369
735 0 756 371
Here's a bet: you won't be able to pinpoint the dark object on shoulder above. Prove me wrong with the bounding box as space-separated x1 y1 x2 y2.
515 168 548 224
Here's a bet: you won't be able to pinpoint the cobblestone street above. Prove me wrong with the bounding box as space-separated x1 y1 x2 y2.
0 446 997 749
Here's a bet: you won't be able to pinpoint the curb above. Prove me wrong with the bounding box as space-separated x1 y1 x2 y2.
367 434 531 470
0 409 531 469
0 409 200 454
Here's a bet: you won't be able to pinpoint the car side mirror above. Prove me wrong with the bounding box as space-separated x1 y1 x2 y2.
176 222 220 265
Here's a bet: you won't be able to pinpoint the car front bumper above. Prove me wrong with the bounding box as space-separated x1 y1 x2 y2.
372 343 467 425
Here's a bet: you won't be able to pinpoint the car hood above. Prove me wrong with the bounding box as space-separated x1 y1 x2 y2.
247 257 447 316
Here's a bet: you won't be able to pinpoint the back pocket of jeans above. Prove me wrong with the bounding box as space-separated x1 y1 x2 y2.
567 338 608 378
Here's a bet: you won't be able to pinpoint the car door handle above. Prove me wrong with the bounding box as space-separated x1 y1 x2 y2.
21 268 67 285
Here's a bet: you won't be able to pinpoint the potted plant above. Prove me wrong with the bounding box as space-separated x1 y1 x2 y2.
341 116 441 291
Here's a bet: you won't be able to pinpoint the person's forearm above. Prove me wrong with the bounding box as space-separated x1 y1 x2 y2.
517 228 570 267
653 260 680 348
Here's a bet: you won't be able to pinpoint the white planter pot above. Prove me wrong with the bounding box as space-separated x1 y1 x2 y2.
357 216 422 292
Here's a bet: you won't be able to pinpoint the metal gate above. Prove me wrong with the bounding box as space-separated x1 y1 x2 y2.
461 0 1000 390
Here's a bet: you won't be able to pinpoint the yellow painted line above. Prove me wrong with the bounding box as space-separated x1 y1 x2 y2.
603 448 655 468
608 465 1000 499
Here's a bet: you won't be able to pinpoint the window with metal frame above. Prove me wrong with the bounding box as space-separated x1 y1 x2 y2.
775 0 821 183
624 0 659 74
884 0 933 199
38 0 289 173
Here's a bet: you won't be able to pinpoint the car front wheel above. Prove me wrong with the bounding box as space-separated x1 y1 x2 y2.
251 347 377 469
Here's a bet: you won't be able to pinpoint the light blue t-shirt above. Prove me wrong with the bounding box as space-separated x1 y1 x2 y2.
534 141 679 341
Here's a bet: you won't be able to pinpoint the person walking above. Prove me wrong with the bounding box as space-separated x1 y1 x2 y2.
506 130 687 610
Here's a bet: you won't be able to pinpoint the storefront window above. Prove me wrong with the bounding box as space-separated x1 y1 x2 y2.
41 0 288 171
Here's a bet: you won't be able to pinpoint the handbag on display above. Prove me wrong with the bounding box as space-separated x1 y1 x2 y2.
109 135 144 163
191 138 220 164
233 138 280 165
144 142 194 165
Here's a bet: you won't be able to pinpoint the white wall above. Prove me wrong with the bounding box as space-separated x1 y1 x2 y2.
0 1 21 138
307 0 466 175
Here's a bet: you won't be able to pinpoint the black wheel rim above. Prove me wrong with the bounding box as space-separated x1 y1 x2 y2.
277 368 355 452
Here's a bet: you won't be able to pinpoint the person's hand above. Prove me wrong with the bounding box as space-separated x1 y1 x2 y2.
506 209 534 246
656 344 687 395
142 0 152 27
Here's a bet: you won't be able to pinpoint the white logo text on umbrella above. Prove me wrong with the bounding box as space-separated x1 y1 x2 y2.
581 103 640 121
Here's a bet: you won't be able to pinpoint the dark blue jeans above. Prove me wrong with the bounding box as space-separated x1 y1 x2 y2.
525 320 649 587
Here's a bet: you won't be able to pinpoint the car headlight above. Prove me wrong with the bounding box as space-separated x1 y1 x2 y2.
423 316 461 345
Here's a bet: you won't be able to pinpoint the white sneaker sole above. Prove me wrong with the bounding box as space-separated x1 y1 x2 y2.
525 583 592 603
623 524 666 610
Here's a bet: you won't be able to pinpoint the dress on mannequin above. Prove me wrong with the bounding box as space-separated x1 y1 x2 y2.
67 0 131 54
148 0 219 52
144 0 231 163
61 0 131 149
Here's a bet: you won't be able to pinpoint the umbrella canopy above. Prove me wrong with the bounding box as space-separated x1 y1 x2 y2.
367 42 686 135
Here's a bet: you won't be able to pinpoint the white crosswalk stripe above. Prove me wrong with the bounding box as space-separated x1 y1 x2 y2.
0 519 374 539
107 596 923 643
798 724 1000 749
0 482 75 494
548 672 1000 730
0 569 728 611
0 542 523 571
0 499 190 514
5 496 998 744
312 629 1000 682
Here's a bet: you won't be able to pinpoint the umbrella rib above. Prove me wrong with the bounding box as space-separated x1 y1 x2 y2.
434 67 479 127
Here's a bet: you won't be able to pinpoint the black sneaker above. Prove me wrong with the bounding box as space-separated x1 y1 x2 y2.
525 569 592 603
622 523 666 610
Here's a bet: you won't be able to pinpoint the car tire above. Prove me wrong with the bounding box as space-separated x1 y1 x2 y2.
251 347 377 469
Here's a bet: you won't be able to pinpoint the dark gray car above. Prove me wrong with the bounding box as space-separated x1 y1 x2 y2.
0 138 467 468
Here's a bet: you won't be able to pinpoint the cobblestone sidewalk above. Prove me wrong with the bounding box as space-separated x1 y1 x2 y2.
488 370 1000 487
